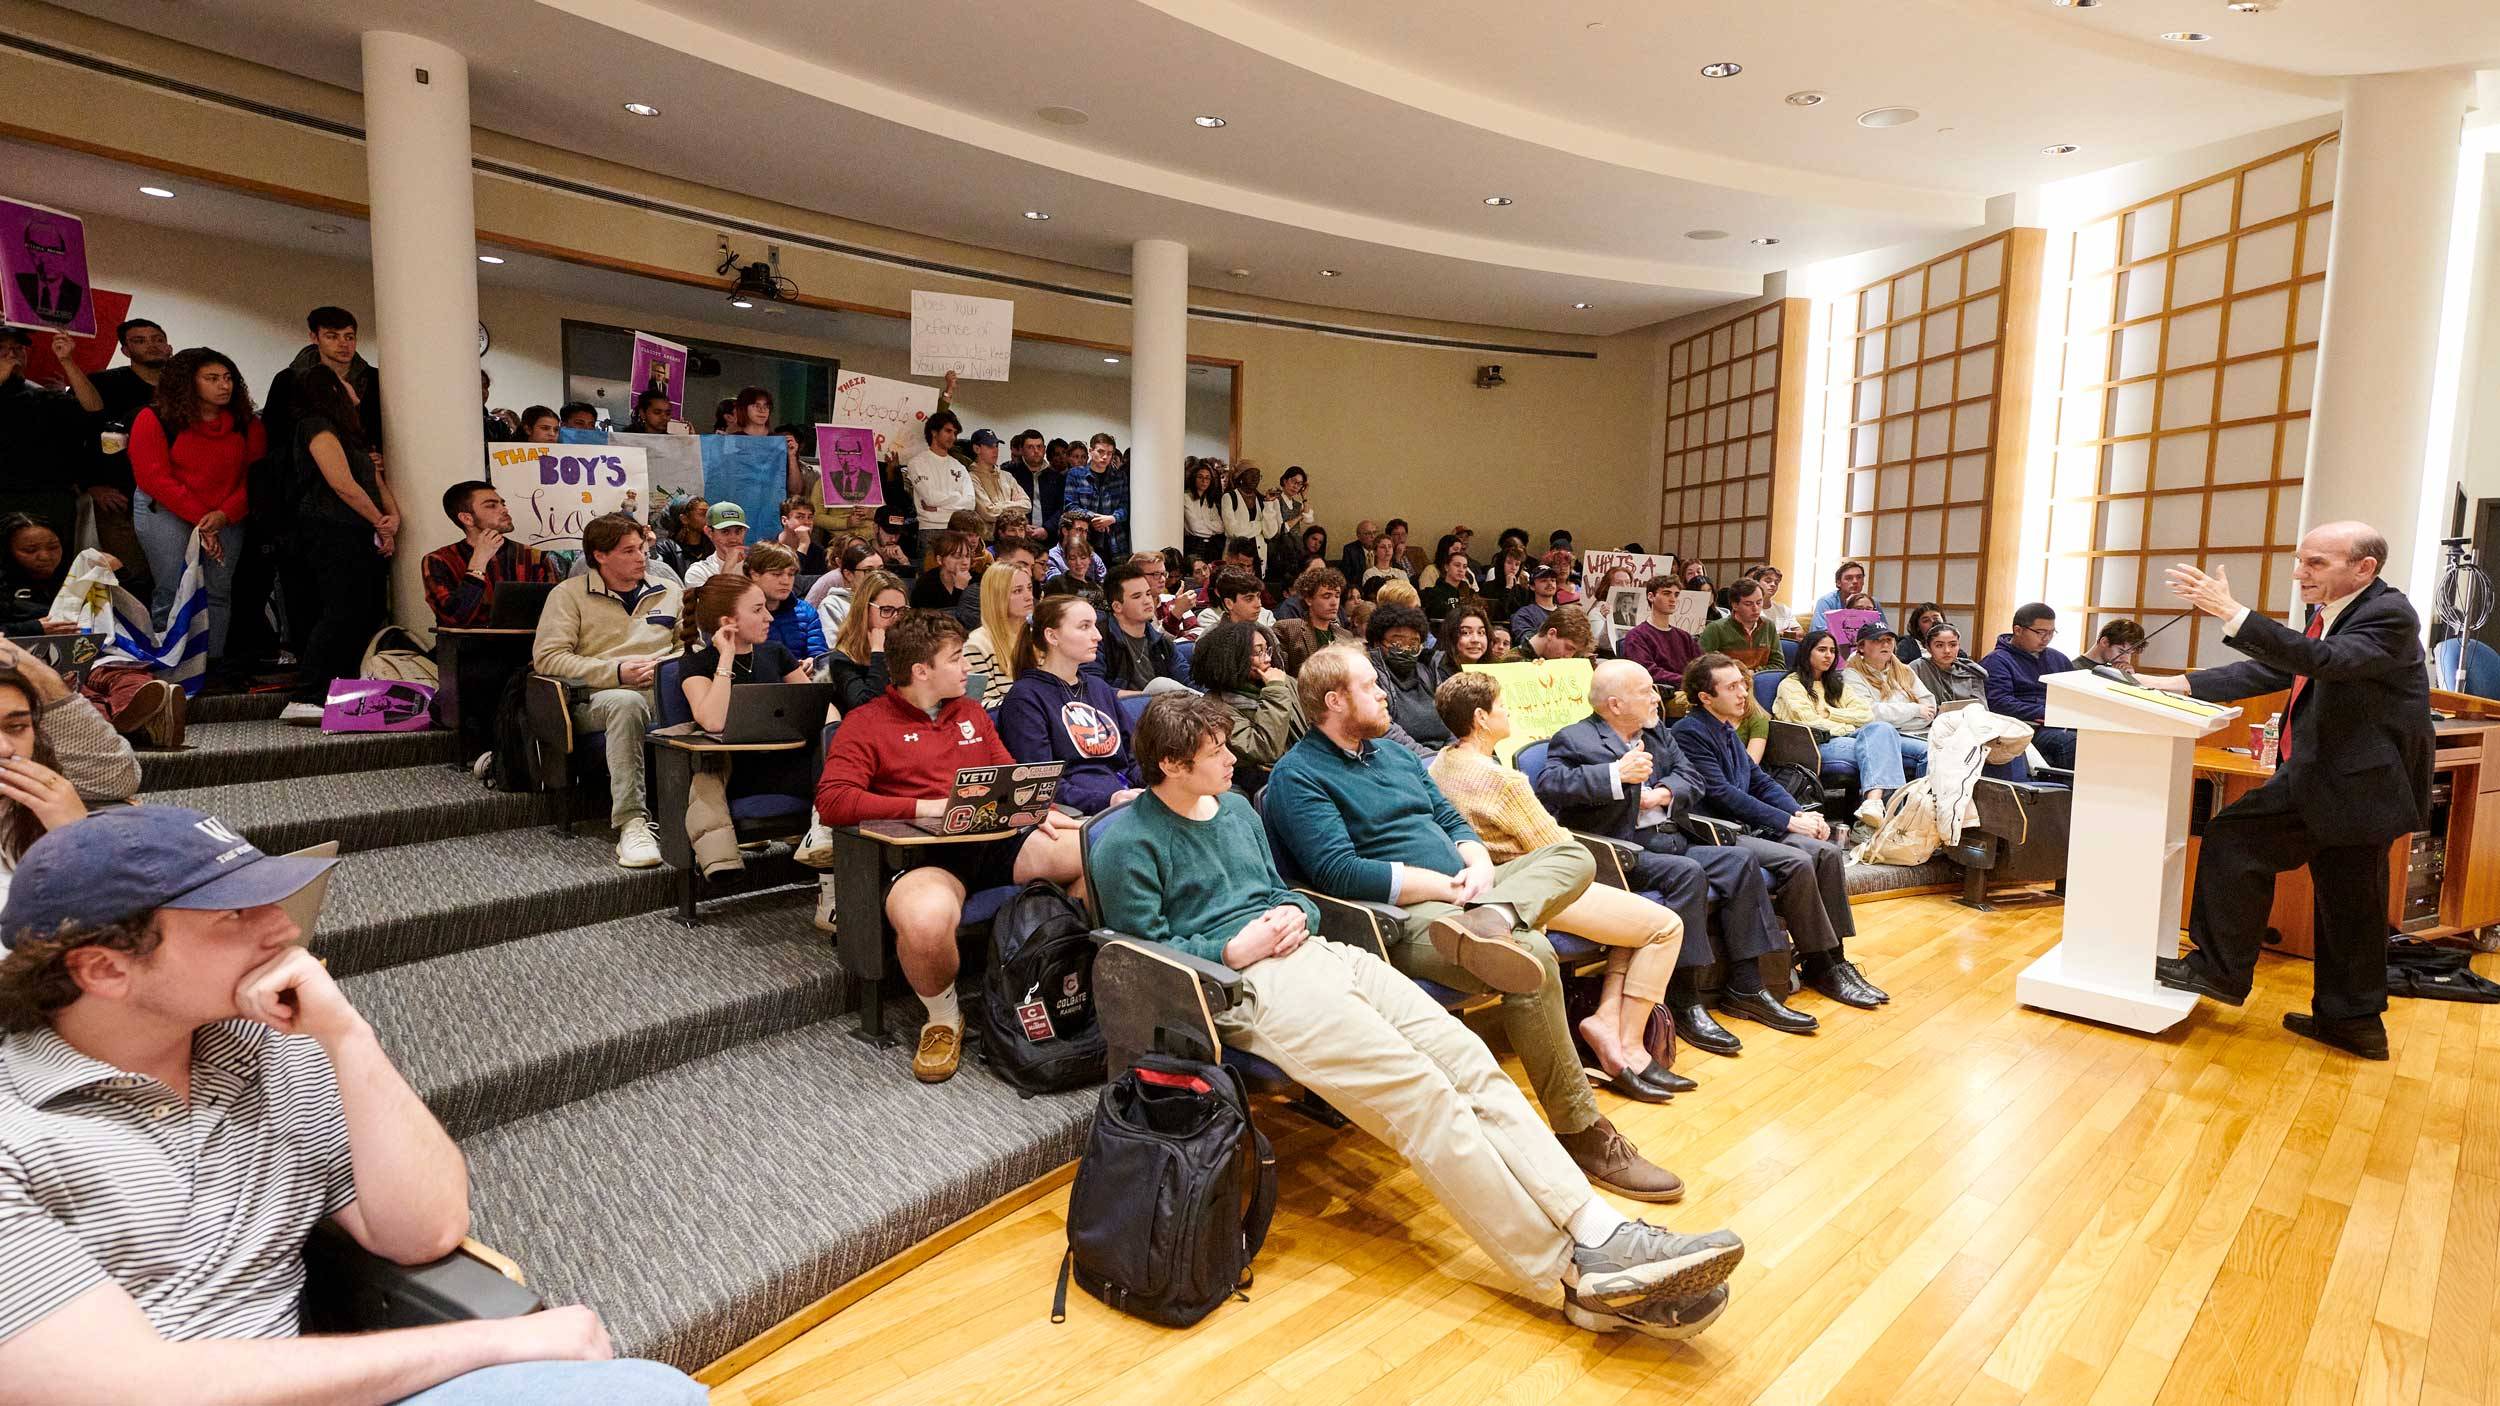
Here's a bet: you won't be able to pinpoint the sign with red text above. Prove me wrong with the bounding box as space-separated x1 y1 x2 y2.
830 371 941 463
488 443 649 552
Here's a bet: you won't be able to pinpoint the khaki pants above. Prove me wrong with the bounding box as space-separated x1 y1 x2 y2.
1386 841 1599 1134
1550 884 1681 1002
686 760 741 871
1217 938 1590 1287
571 687 654 829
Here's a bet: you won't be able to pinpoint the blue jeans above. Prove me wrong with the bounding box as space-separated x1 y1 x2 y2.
132 489 243 658
395 1358 706 1405
1818 720 1909 794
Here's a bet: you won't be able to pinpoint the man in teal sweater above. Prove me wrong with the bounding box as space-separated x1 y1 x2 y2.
1262 645 1682 1204
1092 694 1743 1340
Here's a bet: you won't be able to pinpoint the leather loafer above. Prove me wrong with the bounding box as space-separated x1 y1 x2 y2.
1598 1065 1675 1105
1807 965 1882 1010
1717 987 1820 1034
2284 1012 2390 1061
1671 1002 1743 1056
1638 1063 1698 1095
1833 959 1888 1004
2154 955 2248 1007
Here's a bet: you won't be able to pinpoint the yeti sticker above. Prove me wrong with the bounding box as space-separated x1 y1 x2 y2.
1061 700 1121 758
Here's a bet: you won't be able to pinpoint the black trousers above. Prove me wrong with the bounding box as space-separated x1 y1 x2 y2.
289 520 389 702
1626 831 1783 968
1726 831 1853 954
2187 782 2390 1021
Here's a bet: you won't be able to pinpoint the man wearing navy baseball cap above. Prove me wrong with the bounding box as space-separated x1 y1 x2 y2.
0 808 702 1405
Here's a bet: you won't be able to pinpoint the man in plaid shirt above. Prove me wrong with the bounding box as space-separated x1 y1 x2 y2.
421 480 558 629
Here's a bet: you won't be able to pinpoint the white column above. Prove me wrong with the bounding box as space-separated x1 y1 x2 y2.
2301 70 2472 604
360 31 483 636
1127 239 1188 556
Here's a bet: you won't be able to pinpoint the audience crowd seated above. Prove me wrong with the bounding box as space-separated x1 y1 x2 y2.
822 570 908 714
1774 629 1919 827
673 573 813 879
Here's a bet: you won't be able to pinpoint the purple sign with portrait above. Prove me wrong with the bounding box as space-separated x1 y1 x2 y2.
1 198 96 337
816 424 884 508
627 330 688 423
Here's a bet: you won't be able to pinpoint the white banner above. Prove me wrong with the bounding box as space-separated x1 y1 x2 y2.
831 370 942 463
909 289 1014 381
489 443 650 551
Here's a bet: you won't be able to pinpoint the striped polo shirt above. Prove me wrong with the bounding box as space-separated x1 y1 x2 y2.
0 1019 355 1344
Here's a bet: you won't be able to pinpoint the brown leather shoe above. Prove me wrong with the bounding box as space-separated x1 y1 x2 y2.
912 1023 962 1083
1556 1116 1685 1203
1428 907 1545 994
147 685 187 750
115 678 172 742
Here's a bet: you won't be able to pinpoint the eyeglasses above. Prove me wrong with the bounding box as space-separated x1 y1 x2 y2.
870 604 906 618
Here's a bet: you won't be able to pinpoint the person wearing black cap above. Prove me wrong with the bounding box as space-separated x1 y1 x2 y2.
1508 564 1562 644
962 428 1031 535
0 807 705 1404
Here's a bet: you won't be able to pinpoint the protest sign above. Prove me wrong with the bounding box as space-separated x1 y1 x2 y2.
1606 586 1644 633
909 290 1014 381
628 331 689 421
1579 550 1679 593
1670 588 1710 635
489 443 649 552
831 371 941 463
26 288 130 384
1 198 97 336
1823 607 1887 650
1460 658 1596 765
700 434 790 541
560 428 702 504
816 425 883 508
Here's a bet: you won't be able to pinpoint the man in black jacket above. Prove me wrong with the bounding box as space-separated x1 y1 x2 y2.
2147 521 2434 1060
1537 660 1816 1056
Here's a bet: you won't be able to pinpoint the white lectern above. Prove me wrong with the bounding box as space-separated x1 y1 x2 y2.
2015 671 2242 1033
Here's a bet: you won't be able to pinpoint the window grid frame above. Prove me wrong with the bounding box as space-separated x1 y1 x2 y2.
1661 302 1784 588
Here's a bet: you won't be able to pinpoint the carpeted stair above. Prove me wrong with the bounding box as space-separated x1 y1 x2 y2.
136 709 1091 1372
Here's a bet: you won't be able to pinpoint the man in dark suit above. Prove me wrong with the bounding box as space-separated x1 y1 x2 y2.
1538 660 1821 1056
2146 521 2434 1060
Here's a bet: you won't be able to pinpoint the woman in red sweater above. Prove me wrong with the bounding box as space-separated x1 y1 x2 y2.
129 347 263 658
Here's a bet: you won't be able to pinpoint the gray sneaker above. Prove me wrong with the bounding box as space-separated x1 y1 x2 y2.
1569 1220 1744 1310
1564 1282 1729 1340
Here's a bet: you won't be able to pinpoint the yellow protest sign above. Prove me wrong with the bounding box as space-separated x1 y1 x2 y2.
1461 658 1596 765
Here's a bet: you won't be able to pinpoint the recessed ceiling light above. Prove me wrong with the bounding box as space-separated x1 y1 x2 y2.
1103 357 1122 364
1785 91 1826 107
1584 20 1605 29
1036 105 1090 126
1684 229 1729 241
1318 268 1341 277
138 186 174 199
2161 30 2213 42
307 222 345 234
622 102 660 117
2041 143 2080 155
1571 302 1594 310
1192 114 1227 128
1228 268 1252 278
729 297 754 309
1750 236 1782 246
477 255 505 265
1857 106 1921 128
1700 62 1742 78
1483 195 1515 206
1022 210 1051 221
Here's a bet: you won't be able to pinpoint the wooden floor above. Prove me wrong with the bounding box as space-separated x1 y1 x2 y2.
711 896 2500 1406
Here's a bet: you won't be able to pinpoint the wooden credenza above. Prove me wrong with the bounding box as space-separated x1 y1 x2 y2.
2181 695 2500 956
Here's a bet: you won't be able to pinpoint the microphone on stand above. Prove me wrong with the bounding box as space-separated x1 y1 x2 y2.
2090 611 2190 686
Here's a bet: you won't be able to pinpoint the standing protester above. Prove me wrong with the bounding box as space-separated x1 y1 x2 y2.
279 353 398 716
244 307 383 680
126 347 263 661
1061 434 1128 559
0 328 84 553
51 319 170 599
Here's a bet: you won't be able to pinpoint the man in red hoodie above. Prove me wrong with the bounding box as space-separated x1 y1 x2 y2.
815 609 1082 1083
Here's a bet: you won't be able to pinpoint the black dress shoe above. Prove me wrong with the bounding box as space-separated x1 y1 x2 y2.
1597 1065 1674 1104
2284 1012 2390 1060
1806 965 1882 1010
1716 987 1820 1034
1639 1063 1698 1095
1671 1002 1743 1056
1834 960 1888 1004
2154 955 2248 1007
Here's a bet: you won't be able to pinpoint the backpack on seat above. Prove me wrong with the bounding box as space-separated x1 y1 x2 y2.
360 624 439 685
979 881 1106 1096
1054 1054 1277 1328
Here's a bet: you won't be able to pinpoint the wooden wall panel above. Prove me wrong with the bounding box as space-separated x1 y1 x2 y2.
1662 302 1786 586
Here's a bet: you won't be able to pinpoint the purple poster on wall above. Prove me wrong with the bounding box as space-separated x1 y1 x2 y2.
0 198 97 337
627 330 688 423
816 425 884 508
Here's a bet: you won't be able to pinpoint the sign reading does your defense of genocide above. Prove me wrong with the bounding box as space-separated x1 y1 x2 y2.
909 290 1014 381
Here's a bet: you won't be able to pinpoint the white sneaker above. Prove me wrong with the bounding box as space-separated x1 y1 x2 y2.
280 701 325 725
795 820 835 868
615 817 662 868
813 876 837 933
1855 794 1885 825
471 750 494 780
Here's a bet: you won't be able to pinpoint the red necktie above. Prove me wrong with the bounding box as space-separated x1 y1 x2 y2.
2279 607 2324 761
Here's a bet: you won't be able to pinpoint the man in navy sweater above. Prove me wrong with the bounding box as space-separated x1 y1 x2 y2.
1670 653 1887 1011
1983 602 2079 769
1264 646 1683 1203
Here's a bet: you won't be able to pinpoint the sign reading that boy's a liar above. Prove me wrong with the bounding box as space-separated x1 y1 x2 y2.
488 443 650 551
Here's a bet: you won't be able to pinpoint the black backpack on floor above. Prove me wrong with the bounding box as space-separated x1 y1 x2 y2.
978 881 1106 1095
484 672 539 793
1053 1054 1277 1328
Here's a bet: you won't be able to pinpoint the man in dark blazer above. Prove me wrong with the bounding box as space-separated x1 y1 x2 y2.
1537 660 1818 1056
2146 521 2434 1060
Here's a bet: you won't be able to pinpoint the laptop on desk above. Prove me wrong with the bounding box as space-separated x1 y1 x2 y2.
709 682 845 745
486 581 556 629
905 761 1068 836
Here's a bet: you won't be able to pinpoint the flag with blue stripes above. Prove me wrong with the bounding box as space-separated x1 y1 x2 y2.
98 531 208 694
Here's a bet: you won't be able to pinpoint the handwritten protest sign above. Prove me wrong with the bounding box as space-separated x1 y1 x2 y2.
816 425 883 508
1669 589 1710 635
628 331 689 421
1460 658 1596 765
489 443 649 551
831 371 941 463
1 198 97 336
910 290 1014 381
1580 550 1679 593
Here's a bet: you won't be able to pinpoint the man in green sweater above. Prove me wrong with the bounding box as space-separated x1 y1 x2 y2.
1262 646 1683 1204
1696 577 1780 662
1092 694 1743 1340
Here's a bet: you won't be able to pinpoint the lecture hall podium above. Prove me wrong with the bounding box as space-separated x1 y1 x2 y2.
2015 671 2242 1034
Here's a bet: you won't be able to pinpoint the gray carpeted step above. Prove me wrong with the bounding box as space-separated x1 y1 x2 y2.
187 690 291 724
310 828 689 978
139 719 464 791
459 1018 1092 1371
146 763 590 856
347 891 837 1141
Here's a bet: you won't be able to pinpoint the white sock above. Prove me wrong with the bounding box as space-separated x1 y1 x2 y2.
921 985 961 1032
1566 1195 1630 1248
